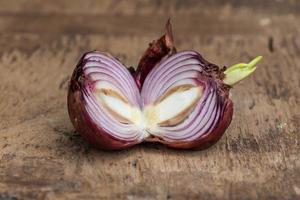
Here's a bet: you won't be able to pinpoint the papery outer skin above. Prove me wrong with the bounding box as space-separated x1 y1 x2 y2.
135 19 176 88
67 52 141 150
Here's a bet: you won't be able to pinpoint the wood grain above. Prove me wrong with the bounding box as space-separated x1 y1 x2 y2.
0 1 299 199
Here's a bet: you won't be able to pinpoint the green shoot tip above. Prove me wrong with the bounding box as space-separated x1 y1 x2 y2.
223 56 263 86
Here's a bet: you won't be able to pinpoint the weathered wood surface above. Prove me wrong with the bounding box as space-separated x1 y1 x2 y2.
0 1 299 199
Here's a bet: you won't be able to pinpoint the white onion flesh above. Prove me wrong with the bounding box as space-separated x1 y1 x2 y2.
154 87 201 124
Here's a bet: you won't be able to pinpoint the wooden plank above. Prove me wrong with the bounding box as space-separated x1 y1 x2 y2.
0 1 299 199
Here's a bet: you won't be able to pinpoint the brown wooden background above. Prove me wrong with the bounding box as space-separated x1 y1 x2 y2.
0 0 299 199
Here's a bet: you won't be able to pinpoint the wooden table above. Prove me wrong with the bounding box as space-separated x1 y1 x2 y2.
0 1 299 199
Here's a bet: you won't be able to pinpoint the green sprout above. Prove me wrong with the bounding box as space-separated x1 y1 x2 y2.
223 56 263 86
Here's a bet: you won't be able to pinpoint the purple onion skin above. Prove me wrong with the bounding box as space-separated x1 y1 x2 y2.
67 54 141 150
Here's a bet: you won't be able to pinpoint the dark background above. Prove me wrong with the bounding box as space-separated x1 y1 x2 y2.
0 0 299 199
